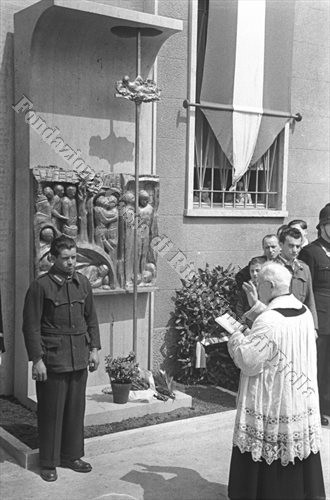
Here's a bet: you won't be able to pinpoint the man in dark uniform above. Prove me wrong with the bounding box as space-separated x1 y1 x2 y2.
243 227 318 329
23 235 101 481
300 203 330 426
277 227 318 327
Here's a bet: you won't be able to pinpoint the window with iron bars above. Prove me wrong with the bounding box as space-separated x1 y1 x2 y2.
193 111 284 210
186 0 288 216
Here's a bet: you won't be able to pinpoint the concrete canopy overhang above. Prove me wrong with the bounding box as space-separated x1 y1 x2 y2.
15 0 183 113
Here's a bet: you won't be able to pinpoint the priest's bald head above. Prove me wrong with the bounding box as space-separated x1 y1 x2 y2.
257 262 292 305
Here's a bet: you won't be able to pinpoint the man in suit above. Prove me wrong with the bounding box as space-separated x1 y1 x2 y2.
300 203 330 426
22 235 101 481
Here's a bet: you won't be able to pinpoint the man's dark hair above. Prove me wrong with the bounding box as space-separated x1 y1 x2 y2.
277 224 289 238
262 234 278 247
279 227 302 244
50 235 76 257
249 256 267 267
288 219 307 230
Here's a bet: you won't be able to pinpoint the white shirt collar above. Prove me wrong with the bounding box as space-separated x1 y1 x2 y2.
267 294 303 310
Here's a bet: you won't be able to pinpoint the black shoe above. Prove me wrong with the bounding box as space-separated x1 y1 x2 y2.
40 467 57 482
321 415 329 426
61 458 92 473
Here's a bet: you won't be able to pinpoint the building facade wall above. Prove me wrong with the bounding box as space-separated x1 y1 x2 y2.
153 0 330 370
0 0 329 391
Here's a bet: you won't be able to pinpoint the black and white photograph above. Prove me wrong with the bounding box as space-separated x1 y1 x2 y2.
0 0 329 498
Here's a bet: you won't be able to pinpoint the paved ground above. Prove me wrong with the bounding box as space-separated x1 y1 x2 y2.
1 411 329 500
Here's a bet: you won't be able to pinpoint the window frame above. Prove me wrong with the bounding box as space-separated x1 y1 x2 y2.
184 0 289 218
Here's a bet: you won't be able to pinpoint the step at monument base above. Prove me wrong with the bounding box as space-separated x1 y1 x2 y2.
84 385 192 426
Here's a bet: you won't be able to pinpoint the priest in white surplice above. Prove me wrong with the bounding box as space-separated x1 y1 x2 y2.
227 262 325 500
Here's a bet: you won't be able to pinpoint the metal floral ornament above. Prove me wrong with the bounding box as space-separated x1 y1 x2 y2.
115 75 161 103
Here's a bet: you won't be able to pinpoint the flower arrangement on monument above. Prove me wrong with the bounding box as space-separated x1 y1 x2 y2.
105 351 139 384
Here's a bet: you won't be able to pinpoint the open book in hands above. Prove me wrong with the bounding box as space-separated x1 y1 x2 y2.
215 312 250 336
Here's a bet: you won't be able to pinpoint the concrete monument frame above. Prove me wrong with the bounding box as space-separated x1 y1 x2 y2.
13 0 182 407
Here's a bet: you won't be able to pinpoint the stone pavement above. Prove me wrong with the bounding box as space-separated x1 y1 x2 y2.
1 410 329 500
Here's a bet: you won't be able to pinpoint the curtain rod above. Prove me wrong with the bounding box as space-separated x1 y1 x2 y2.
183 99 302 122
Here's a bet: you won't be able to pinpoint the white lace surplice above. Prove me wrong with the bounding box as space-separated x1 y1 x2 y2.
228 294 322 466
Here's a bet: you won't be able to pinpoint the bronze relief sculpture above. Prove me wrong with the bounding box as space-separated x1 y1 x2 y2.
32 166 159 291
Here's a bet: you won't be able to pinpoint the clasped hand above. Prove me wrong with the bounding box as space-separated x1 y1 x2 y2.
32 359 47 381
88 349 100 372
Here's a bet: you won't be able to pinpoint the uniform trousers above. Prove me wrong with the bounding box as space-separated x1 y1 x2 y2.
36 368 88 468
317 335 330 414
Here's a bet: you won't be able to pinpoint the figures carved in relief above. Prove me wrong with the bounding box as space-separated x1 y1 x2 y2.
62 185 78 239
138 190 154 277
32 166 159 291
38 225 57 275
119 191 135 288
51 184 68 230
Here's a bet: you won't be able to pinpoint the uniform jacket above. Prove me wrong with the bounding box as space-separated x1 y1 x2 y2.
299 237 330 336
23 267 101 372
276 255 318 328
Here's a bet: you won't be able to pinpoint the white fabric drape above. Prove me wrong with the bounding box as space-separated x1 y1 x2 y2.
231 0 266 186
200 0 295 184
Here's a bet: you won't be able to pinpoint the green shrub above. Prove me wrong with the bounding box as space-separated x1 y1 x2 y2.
172 263 240 391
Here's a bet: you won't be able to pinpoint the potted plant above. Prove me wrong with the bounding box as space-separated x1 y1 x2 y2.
104 351 139 404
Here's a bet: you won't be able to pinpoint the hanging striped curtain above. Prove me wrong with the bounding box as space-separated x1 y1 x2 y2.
199 0 295 186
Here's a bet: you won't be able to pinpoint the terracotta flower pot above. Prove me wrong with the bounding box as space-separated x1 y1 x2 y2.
111 381 131 404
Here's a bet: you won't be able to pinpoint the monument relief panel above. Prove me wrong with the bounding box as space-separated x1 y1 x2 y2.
32 166 159 291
